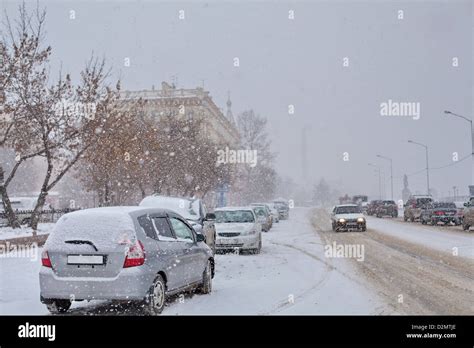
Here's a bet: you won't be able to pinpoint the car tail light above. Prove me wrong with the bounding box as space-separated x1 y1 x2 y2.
41 250 52 268
435 211 443 216
123 240 145 268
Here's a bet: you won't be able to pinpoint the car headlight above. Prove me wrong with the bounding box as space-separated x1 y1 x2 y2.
338 218 346 223
357 217 365 223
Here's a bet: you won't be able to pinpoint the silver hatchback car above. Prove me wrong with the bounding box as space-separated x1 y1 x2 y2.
39 206 214 314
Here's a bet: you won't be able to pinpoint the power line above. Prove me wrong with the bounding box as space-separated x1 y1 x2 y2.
393 153 470 181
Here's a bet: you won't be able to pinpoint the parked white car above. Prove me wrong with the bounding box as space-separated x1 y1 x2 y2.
331 204 366 232
268 203 280 223
214 207 262 254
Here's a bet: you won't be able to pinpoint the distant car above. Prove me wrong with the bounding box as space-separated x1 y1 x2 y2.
375 200 398 218
139 195 216 253
404 195 433 222
250 205 272 232
40 207 214 314
420 202 457 226
352 195 369 213
250 203 274 226
273 199 290 220
268 203 280 223
462 197 474 231
453 201 465 225
331 204 366 232
366 200 383 216
214 207 262 253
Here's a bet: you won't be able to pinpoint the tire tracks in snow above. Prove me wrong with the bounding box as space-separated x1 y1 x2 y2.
311 208 474 315
260 210 393 315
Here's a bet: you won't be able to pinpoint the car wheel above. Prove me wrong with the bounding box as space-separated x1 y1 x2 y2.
200 260 212 294
46 299 71 314
430 220 436 226
144 275 166 315
404 215 408 222
410 216 415 222
463 223 470 231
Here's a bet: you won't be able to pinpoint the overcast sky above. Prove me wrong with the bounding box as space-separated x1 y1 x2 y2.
2 0 472 199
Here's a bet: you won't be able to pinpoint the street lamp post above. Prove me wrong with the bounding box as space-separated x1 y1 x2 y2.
377 154 393 200
368 163 382 199
444 110 474 186
408 140 430 195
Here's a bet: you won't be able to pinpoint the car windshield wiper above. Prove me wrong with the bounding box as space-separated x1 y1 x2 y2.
64 240 98 251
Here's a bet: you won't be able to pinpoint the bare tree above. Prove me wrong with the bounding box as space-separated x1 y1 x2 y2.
0 3 50 228
235 110 276 203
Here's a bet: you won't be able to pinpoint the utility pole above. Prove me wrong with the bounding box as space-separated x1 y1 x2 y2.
444 111 473 186
408 140 430 195
377 154 393 200
368 163 382 199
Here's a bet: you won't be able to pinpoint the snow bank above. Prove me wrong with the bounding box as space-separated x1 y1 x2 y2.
0 223 55 241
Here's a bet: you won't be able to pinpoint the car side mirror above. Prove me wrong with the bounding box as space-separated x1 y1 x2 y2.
196 233 205 242
205 213 216 221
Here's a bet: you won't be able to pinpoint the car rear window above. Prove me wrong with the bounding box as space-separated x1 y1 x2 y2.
416 198 432 205
45 210 137 251
433 202 456 208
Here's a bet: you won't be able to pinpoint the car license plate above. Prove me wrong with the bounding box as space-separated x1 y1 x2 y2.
67 255 105 265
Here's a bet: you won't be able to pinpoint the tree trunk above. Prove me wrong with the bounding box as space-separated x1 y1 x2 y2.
138 183 146 199
0 185 21 228
29 190 49 233
29 161 54 232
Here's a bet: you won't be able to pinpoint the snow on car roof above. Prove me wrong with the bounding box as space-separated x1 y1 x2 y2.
62 206 152 217
215 206 254 211
139 195 201 220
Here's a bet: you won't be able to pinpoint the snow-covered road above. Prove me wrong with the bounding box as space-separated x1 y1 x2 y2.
1 206 472 315
367 216 473 259
0 207 390 315
311 208 474 315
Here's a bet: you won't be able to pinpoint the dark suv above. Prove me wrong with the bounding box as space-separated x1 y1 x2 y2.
375 200 398 218
403 196 433 222
420 202 458 225
367 200 383 216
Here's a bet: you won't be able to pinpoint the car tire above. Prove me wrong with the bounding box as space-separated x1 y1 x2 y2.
403 215 408 222
252 239 262 254
430 220 436 226
144 275 166 315
463 223 470 231
199 260 213 294
46 299 71 314
410 216 415 222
